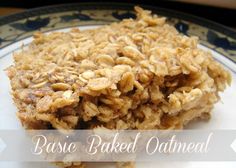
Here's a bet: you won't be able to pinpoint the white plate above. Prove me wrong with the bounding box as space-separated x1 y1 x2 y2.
0 26 236 168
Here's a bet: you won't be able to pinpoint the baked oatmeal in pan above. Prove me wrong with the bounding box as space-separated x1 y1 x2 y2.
6 6 231 168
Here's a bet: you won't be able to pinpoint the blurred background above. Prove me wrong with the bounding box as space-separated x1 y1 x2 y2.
0 0 236 29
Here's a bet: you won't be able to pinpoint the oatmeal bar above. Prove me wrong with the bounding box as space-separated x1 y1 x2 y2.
7 7 231 131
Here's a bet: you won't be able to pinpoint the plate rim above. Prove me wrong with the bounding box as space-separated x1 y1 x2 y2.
0 2 236 39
